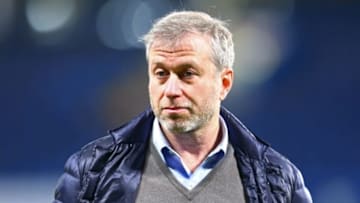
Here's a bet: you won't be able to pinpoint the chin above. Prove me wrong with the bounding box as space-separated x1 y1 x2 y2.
161 119 199 134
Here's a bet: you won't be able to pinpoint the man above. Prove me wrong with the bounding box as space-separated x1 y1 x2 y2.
54 11 312 203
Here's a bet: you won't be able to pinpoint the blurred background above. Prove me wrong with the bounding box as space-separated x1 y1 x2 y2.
0 0 359 202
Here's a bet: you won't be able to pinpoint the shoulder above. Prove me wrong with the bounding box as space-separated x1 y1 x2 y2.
54 134 116 201
220 107 312 202
55 110 154 202
66 108 155 173
264 147 301 182
64 134 116 177
264 147 312 202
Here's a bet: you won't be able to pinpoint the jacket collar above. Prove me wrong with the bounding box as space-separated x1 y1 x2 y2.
110 106 269 161
109 108 154 144
220 107 269 160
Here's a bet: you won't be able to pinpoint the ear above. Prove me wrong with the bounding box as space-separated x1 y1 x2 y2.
219 68 234 100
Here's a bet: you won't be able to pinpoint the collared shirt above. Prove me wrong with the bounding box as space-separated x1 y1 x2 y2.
151 116 229 190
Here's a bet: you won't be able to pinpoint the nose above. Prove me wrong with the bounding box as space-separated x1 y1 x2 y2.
164 75 182 98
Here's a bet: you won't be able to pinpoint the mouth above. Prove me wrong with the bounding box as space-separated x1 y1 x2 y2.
162 106 189 114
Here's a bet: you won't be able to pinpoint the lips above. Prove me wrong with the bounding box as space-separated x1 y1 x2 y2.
162 106 189 113
164 106 184 110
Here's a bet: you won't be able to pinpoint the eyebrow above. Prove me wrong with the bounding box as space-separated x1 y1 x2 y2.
151 61 197 71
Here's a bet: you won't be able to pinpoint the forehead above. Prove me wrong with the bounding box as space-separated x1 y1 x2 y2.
149 33 213 59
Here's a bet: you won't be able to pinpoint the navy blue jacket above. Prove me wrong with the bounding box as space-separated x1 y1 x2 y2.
54 107 312 203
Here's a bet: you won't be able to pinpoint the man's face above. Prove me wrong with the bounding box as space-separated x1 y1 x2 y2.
148 33 232 134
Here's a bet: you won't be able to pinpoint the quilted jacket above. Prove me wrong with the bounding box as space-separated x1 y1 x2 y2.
53 107 312 203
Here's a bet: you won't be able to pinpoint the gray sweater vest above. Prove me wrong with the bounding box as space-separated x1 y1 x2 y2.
135 143 246 202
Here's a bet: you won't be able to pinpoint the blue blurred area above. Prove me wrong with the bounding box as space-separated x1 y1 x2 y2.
232 5 360 199
0 1 359 202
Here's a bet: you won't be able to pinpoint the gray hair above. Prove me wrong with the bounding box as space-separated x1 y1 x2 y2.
142 11 234 70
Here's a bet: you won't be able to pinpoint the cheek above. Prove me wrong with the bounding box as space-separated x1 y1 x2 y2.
190 83 218 103
206 78 221 93
148 82 162 100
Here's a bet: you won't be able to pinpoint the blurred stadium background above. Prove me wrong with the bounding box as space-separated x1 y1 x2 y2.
0 0 359 202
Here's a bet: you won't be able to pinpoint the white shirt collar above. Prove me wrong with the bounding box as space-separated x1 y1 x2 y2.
151 116 229 165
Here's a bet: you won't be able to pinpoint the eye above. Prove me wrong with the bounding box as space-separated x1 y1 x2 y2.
183 70 194 77
180 69 197 79
154 69 169 78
